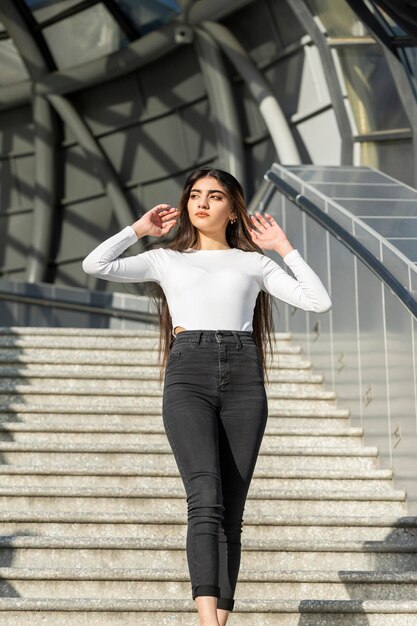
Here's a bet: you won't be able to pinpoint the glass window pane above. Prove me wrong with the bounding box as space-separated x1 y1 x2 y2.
24 0 85 23
306 0 368 37
43 4 125 69
359 140 415 188
0 39 30 85
337 46 409 132
114 0 181 35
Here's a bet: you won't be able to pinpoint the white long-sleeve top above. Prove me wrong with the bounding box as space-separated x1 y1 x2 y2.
82 226 332 333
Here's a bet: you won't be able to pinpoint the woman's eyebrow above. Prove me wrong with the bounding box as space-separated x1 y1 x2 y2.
191 188 226 195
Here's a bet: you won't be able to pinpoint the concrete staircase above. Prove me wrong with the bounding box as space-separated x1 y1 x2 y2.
0 327 416 625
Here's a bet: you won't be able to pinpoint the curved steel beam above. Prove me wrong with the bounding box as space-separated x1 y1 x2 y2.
28 93 59 283
194 27 246 189
0 0 254 109
201 21 301 165
47 93 134 228
283 0 354 165
0 80 31 109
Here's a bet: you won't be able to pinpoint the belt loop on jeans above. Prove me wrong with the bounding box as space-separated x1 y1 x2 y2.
194 330 202 346
231 331 242 349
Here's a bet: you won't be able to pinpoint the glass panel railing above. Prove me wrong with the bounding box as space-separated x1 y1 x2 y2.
260 163 417 513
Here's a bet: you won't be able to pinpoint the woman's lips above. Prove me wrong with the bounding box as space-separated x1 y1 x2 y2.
195 213 209 217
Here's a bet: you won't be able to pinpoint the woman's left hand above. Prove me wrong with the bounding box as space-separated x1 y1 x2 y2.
249 212 293 254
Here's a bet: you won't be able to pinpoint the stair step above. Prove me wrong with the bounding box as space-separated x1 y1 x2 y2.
0 342 301 356
0 444 379 470
1 567 417 600
0 536 416 569
0 599 417 625
0 387 337 405
0 403 349 416
0 366 324 383
0 423 362 447
0 328 170 337
0 512 415 540
0 417 352 434
0 335 297 350
0 600 416 626
0 465 391 478
0 485 406 516
0 379 327 394
0 350 311 365
0 387 336 402
0 485 404 500
0 422 360 436
0 475 392 490
0 464 392 490
0 396 338 413
0 441 376 455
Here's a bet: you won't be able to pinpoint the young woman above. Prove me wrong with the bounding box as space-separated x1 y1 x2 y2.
82 167 332 626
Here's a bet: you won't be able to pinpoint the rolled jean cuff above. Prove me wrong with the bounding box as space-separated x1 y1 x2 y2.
217 597 235 611
192 584 220 599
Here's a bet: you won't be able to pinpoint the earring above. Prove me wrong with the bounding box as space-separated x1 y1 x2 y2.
229 217 237 224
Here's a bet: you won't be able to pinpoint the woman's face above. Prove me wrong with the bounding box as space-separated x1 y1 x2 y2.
187 176 236 231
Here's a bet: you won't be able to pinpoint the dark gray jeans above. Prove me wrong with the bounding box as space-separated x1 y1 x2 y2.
162 329 268 612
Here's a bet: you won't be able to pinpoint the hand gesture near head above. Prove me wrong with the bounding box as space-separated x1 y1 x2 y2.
249 212 294 257
132 204 180 239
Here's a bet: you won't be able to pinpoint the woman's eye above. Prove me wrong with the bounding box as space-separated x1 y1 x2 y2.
211 196 221 201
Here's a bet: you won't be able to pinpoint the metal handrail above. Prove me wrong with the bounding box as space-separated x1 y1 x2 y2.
264 168 417 319
0 290 158 324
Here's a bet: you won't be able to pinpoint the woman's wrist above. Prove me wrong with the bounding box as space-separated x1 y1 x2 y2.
274 239 294 258
131 221 148 239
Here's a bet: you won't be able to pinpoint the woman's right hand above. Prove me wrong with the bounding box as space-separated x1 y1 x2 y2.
131 204 180 238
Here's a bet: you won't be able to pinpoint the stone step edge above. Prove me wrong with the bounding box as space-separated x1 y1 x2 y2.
0 370 323 382
1 329 293 339
1 567 417 584
0 390 337 400
0 443 377 456
0 405 350 416
0 598 417 613
2 512 411 526
0 336 295 345
0 536 416 552
0 486 403 500
0 359 314 371
0 465 389 479
0 423 362 436
0 341 300 350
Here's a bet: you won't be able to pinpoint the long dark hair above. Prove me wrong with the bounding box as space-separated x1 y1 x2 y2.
147 167 278 384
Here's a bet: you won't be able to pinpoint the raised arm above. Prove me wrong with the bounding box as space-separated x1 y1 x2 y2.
82 203 180 283
260 250 332 312
250 211 332 313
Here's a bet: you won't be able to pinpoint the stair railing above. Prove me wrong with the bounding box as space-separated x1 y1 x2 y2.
260 163 417 513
